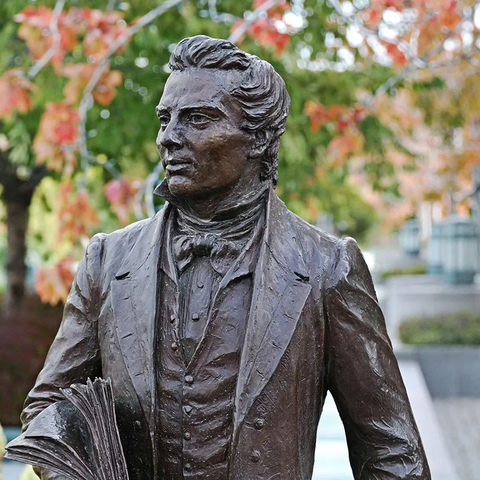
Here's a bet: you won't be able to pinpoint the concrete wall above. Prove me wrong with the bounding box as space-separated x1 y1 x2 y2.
383 275 480 346
396 346 480 398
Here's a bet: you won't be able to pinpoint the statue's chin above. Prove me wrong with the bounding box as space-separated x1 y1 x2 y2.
165 175 209 200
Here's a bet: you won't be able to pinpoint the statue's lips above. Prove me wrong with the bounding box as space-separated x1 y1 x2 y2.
165 161 193 173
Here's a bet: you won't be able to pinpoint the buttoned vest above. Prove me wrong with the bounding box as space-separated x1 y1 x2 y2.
154 222 256 479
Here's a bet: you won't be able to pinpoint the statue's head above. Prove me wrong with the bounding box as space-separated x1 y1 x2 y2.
156 35 290 199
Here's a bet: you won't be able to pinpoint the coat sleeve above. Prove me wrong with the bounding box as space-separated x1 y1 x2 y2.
21 234 106 480
324 237 431 480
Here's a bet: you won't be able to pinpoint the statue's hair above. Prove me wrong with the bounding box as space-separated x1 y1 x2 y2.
168 35 290 186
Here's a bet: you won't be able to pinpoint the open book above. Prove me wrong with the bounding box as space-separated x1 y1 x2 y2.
5 378 129 480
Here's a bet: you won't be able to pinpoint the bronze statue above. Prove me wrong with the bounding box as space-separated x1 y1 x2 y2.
18 36 431 479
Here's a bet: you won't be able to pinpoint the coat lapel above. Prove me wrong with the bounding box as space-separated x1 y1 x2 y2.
110 205 171 425
233 192 312 441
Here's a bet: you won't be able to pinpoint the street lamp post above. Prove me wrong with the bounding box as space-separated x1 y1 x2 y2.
442 216 480 284
399 219 420 257
427 221 447 274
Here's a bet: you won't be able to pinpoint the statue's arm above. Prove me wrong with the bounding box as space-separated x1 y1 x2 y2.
324 237 431 480
21 234 106 480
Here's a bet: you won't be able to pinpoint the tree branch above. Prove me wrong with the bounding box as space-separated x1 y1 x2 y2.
0 154 47 203
328 0 435 68
228 0 282 44
26 0 66 79
364 10 475 106
208 0 238 24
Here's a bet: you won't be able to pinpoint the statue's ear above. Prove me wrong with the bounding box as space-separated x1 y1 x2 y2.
249 129 272 159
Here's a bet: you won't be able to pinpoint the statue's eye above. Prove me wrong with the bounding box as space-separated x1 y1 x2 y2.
189 113 211 126
159 115 170 129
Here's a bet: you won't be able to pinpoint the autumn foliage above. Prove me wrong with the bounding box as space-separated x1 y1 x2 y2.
35 258 75 306
342 0 468 67
0 69 36 118
62 64 122 105
105 178 138 226
14 6 129 66
56 182 99 244
305 102 366 167
0 5 131 305
31 181 100 305
2 0 480 305
33 102 79 173
233 0 291 56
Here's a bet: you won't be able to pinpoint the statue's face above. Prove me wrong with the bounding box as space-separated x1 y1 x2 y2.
156 69 253 198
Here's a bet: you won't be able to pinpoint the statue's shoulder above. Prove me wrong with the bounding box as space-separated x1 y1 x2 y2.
289 210 339 254
103 215 156 246
273 195 339 257
90 208 166 261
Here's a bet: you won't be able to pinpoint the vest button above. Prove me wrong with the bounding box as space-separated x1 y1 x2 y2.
185 375 194 385
134 420 141 430
171 342 178 351
254 418 265 430
184 463 192 471
192 313 200 321
184 432 191 440
170 314 175 323
250 449 261 463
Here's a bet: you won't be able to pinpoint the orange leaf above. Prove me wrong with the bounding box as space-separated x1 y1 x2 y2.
253 0 289 19
327 130 364 167
15 6 80 64
248 19 290 56
385 43 407 66
33 102 79 172
305 101 328 132
0 69 37 119
82 9 129 61
305 102 356 132
56 182 99 243
62 64 122 106
35 258 75 306
105 177 138 226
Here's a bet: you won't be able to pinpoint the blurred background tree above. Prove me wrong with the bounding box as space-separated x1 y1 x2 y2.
1 0 480 315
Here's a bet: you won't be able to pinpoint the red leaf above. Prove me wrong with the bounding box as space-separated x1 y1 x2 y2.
15 6 80 64
385 43 407 66
105 177 138 225
56 182 99 243
0 69 37 119
33 102 79 172
35 258 75 306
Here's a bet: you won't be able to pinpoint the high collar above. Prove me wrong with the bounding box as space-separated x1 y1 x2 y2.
153 179 269 222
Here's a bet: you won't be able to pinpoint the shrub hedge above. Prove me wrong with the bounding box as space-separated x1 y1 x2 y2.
399 310 480 345
0 295 62 426
380 264 427 280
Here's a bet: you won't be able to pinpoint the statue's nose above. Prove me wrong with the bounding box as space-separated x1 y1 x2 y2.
159 121 182 149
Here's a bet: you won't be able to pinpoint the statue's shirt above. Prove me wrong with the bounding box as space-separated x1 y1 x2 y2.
154 189 265 479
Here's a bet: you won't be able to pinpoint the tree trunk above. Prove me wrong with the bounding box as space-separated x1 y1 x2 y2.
3 194 31 314
0 157 46 315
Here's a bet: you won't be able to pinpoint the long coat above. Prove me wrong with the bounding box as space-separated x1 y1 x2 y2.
22 191 430 480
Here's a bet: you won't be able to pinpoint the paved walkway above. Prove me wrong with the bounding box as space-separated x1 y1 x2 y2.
434 398 480 480
313 393 352 480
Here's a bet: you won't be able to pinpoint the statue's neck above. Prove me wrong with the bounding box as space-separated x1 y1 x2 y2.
154 179 270 222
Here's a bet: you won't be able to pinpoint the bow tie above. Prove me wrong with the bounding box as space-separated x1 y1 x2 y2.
173 233 242 275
